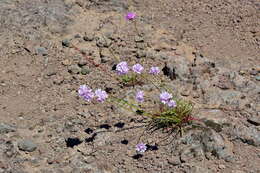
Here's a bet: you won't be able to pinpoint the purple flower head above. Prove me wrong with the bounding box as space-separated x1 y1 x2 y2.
116 61 129 75
136 143 147 153
78 85 94 102
136 90 144 103
149 66 160 75
167 100 177 108
160 91 172 104
95 89 108 103
132 64 144 74
125 12 136 20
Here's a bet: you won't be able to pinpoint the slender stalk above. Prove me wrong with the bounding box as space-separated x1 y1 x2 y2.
101 34 120 62
140 74 162 92
133 20 141 36
108 96 153 118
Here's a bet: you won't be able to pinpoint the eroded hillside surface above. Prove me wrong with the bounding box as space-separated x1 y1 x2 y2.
0 0 259 172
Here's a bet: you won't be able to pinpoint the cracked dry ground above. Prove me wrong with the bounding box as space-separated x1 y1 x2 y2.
0 0 259 173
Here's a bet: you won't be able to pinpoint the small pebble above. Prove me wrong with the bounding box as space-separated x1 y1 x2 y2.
74 34 81 38
181 89 190 96
83 33 94 41
239 70 246 75
62 39 70 47
35 47 48 56
62 59 71 66
68 65 81 74
250 69 258 75
78 58 88 66
219 164 226 169
136 50 146 58
18 139 37 152
135 35 144 42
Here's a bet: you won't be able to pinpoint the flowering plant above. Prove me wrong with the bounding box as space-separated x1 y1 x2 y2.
76 12 196 155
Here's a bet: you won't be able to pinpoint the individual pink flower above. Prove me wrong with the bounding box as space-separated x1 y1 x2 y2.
116 61 129 75
78 85 94 102
136 90 144 103
149 66 160 75
167 100 177 108
125 12 136 20
136 143 147 153
95 89 108 103
132 64 144 74
160 92 172 104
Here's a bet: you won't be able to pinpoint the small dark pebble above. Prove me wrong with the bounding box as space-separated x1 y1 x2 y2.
62 39 70 47
74 34 81 38
132 154 143 159
114 122 125 128
83 34 94 42
84 128 93 134
136 109 144 115
112 64 117 71
85 133 97 143
65 138 82 148
105 87 113 93
121 139 128 145
147 144 158 151
162 64 177 80
99 124 111 129
46 70 57 76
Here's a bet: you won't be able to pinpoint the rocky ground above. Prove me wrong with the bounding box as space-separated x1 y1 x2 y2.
0 0 259 172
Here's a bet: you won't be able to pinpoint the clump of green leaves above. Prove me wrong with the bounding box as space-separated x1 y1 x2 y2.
149 99 193 135
121 74 136 84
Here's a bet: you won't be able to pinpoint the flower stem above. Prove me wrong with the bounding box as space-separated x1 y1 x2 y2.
133 20 141 36
101 34 120 62
108 96 153 118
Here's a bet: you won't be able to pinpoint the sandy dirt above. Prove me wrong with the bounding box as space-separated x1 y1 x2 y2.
0 0 259 172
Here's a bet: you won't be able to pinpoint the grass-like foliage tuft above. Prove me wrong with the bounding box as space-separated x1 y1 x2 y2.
150 99 193 134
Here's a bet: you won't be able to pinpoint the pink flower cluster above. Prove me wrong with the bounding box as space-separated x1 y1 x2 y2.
78 85 108 103
134 90 177 108
116 61 160 75
160 91 177 108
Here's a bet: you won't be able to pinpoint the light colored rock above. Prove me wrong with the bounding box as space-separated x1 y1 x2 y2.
18 139 37 152
0 123 16 134
202 129 234 162
232 126 260 147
